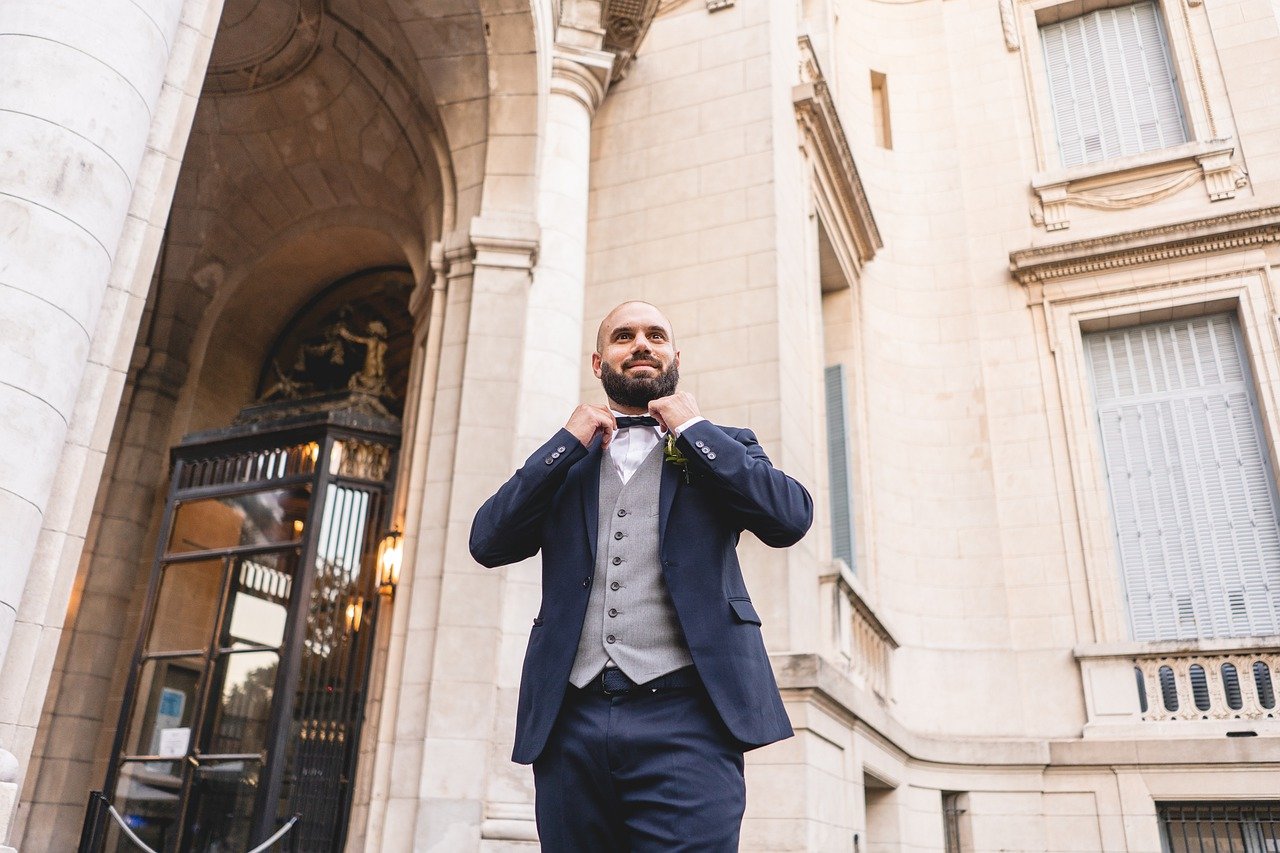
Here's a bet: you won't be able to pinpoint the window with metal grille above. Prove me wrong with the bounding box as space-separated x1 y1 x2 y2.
1041 2 1187 167
1159 801 1280 852
942 792 968 853
825 364 857 572
1084 314 1280 641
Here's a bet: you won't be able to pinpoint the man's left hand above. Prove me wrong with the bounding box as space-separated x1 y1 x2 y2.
648 392 700 434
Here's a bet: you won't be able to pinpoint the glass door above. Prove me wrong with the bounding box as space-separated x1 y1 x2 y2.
96 418 397 853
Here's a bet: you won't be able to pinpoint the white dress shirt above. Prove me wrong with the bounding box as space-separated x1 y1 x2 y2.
608 410 705 484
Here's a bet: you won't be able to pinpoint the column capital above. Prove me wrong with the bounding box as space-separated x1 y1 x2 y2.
551 46 615 115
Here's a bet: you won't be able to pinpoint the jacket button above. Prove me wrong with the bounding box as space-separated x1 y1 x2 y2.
608 608 618 617
556 445 566 453
614 531 624 540
695 440 705 448
606 635 616 644
544 457 554 464
707 452 716 460
610 581 620 590
582 577 591 587
612 556 622 565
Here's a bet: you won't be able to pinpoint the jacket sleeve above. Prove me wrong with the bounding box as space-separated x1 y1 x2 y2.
676 420 813 547
469 428 590 567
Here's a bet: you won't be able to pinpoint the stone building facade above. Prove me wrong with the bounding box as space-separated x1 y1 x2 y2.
1 0 1278 849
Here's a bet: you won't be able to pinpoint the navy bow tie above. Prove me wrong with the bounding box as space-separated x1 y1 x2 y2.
615 415 659 430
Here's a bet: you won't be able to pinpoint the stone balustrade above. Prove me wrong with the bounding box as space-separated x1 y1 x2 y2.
1076 638 1280 737
818 561 897 701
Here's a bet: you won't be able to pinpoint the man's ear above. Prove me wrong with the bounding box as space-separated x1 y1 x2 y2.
591 351 603 378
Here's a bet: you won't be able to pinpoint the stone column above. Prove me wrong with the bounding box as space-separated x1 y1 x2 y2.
0 0 185 679
0 748 16 853
513 48 613 455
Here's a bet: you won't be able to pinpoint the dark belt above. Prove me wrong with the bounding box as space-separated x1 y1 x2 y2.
580 665 700 697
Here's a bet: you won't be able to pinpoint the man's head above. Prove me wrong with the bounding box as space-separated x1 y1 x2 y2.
593 301 680 412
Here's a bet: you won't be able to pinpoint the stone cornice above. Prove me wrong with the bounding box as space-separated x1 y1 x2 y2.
1009 204 1280 285
793 36 882 274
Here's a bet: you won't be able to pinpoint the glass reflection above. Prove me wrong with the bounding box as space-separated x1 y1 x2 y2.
206 650 278 756
186 760 260 852
226 553 294 649
109 760 182 853
167 486 310 554
125 658 201 759
147 560 223 653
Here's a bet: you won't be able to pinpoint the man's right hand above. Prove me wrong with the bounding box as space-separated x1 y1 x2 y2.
565 404 617 449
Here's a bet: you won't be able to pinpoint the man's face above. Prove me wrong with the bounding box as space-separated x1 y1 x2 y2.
593 303 680 409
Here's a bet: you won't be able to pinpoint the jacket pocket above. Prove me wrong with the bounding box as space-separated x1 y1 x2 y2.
728 597 762 625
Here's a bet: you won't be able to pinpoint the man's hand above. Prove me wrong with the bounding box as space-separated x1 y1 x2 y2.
648 392 700 434
565 404 617 448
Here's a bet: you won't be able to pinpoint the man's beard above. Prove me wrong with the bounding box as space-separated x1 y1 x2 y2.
600 359 679 408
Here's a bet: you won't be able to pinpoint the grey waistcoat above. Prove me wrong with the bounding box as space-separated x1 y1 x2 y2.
569 444 694 687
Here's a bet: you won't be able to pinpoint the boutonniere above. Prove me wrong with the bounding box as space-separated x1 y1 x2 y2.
664 434 691 483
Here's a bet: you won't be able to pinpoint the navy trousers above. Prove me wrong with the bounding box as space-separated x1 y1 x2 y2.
532 677 746 852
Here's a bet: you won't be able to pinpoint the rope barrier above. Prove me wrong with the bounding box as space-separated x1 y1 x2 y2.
103 802 299 853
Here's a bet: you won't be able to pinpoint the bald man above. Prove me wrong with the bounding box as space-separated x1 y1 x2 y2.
471 302 813 851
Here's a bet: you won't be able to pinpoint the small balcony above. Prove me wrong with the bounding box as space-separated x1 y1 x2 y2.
1075 637 1280 737
819 561 898 702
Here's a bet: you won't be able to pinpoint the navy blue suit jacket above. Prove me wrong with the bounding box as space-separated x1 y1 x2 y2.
470 419 813 764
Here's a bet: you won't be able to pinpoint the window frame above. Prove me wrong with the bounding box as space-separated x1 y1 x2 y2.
1035 261 1280 645
1013 0 1242 230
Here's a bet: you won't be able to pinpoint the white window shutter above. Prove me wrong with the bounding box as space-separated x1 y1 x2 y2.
1041 2 1187 167
1086 315 1280 641
825 365 857 572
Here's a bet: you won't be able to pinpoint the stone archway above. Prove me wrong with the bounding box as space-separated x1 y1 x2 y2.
13 0 530 847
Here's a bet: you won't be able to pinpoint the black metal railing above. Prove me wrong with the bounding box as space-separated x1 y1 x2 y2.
1160 801 1280 852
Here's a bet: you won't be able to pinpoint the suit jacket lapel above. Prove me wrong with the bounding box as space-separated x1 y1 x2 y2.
580 439 604 560
659 447 679 546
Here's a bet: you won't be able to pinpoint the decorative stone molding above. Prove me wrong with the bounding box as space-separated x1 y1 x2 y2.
602 0 662 81
204 0 325 94
998 0 1021 51
793 37 883 278
1030 139 1247 231
551 47 615 114
469 216 540 272
1009 204 1280 286
706 0 735 10
481 801 538 842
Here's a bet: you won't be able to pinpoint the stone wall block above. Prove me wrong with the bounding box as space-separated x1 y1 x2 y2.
0 112 134 253
0 198 110 334
0 287 93 424
0 36 153 174
0 0 172 102
0 394 66 524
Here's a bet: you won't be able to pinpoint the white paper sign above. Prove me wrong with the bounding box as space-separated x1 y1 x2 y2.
157 727 191 758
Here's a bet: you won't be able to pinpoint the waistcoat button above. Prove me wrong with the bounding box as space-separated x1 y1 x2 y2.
617 509 627 517
612 556 622 565
610 581 620 590
606 634 616 644
614 531 624 540
608 608 618 617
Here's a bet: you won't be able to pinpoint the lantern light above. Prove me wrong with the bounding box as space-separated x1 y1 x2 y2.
378 531 403 597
